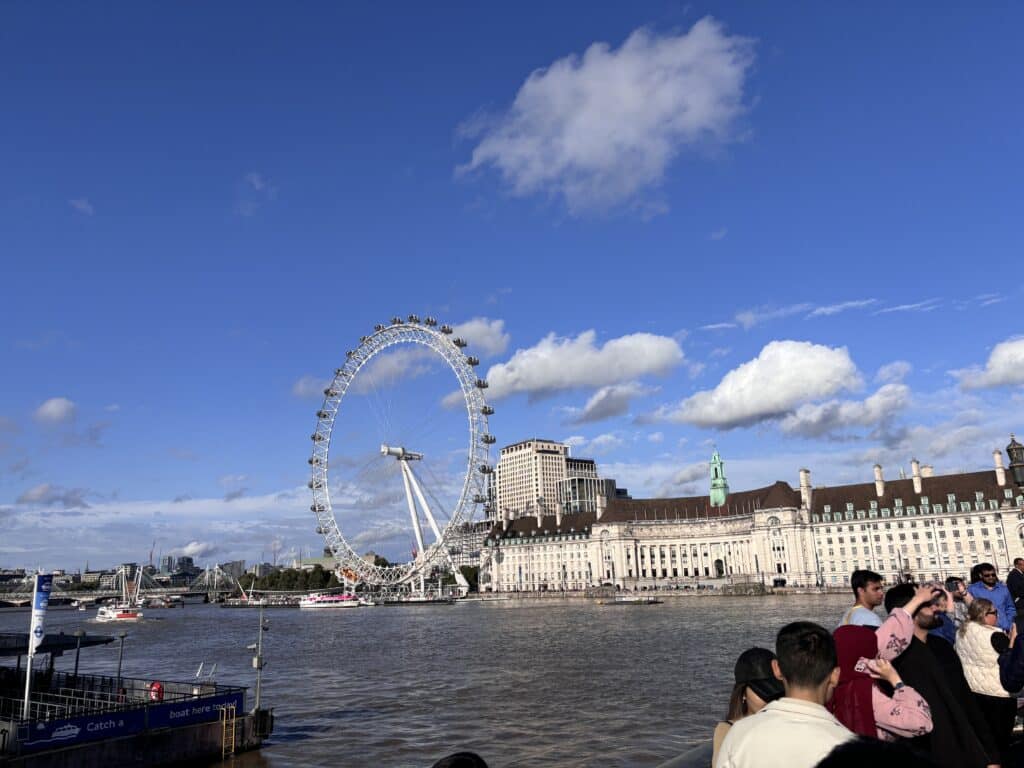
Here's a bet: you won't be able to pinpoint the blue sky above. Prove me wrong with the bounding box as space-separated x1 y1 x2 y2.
2 3 1022 570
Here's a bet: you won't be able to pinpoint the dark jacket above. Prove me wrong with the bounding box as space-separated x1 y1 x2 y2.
1006 566 1024 609
890 635 998 768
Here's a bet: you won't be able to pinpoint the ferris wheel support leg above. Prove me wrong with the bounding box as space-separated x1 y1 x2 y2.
405 463 470 592
400 461 427 574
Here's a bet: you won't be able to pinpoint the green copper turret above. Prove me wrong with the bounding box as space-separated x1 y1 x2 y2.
709 449 729 508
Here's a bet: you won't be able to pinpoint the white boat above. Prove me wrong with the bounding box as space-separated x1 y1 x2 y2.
95 565 145 621
298 592 360 609
96 603 143 622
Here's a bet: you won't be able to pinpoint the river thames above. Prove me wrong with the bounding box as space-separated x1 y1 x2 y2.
1 594 851 767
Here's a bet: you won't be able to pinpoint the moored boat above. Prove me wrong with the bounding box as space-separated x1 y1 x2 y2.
298 592 360 609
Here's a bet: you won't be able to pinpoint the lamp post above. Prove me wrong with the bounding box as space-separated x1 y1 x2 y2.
72 630 85 679
115 632 127 691
248 603 269 713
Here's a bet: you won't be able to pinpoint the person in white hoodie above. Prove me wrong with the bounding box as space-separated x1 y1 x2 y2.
956 597 1015 766
715 622 854 768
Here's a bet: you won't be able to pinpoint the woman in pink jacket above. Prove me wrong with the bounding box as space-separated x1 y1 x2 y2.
830 624 933 740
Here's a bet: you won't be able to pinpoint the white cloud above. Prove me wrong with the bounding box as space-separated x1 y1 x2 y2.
34 397 77 424
350 347 438 394
170 540 221 560
451 317 510 357
564 435 588 449
16 483 90 509
735 303 813 330
486 330 683 400
236 171 277 216
650 340 861 429
874 298 941 315
459 17 755 214
709 227 728 241
806 299 877 318
648 432 664 444
565 382 657 424
955 337 1024 390
104 403 121 412
700 322 737 331
875 360 912 384
587 433 625 455
779 383 910 438
292 375 330 399
69 198 94 216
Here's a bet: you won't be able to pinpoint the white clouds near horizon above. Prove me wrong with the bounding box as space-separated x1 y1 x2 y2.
779 383 909 438
650 340 861 429
459 17 755 214
955 337 1024 390
486 330 684 400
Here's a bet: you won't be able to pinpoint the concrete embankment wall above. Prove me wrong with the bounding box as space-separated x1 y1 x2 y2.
2 713 262 768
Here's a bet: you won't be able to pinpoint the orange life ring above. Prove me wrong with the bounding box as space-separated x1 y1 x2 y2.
148 681 164 702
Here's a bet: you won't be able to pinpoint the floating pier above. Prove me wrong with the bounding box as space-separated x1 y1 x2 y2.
0 632 272 766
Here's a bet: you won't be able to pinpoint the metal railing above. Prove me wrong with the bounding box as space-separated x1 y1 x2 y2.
0 668 243 726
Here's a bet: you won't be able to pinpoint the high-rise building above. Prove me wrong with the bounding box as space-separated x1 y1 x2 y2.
495 439 617 520
495 439 569 520
175 556 195 573
159 555 174 574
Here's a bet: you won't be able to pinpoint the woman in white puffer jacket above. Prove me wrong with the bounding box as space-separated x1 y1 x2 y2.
956 597 1015 765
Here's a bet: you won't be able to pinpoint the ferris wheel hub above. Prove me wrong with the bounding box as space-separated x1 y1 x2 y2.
380 444 423 461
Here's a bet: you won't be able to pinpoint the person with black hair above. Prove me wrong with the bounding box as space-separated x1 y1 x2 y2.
967 562 1016 632
883 582 1000 768
715 622 853 768
840 569 885 628
711 647 784 767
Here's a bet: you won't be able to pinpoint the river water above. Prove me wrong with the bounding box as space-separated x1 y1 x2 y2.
1 594 851 767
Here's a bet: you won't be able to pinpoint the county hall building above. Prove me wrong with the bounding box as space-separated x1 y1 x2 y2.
480 436 1024 592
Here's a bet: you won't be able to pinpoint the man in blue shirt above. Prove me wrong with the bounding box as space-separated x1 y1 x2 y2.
967 562 1016 632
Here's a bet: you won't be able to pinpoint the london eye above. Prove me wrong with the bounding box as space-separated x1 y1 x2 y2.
308 316 495 588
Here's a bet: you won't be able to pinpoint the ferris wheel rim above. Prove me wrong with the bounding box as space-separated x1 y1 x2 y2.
308 319 493 587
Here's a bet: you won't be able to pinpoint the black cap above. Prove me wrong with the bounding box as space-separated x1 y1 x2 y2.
734 647 784 703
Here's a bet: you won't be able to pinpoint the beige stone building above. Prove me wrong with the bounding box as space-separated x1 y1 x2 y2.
482 439 1024 592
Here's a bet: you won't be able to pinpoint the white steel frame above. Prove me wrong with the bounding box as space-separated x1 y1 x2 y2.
308 319 493 587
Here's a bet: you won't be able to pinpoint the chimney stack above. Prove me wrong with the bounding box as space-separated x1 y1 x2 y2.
994 450 1007 487
555 501 563 527
911 459 922 494
921 465 934 478
873 464 885 498
501 508 509 532
799 468 812 510
596 494 606 521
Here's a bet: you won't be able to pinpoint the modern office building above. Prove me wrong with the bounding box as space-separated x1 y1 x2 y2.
493 439 619 520
482 437 1024 593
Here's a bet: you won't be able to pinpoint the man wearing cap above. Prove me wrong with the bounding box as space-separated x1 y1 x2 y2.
712 648 785 767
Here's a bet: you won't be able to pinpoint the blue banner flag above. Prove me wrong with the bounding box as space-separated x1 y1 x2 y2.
28 574 53 655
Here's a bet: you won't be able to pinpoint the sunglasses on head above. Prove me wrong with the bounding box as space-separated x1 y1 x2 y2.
987 610 998 616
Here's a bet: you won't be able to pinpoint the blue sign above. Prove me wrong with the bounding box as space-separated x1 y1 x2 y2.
19 710 147 753
17 692 245 755
148 691 245 729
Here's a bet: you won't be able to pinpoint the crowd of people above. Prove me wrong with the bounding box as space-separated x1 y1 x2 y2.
714 559 1024 768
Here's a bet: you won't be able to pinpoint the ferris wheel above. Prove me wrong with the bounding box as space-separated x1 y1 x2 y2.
308 316 495 588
